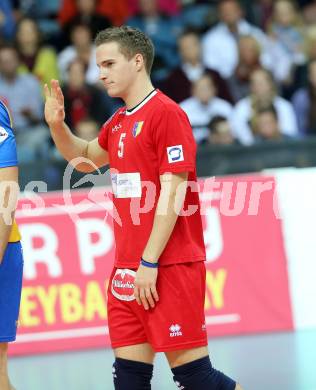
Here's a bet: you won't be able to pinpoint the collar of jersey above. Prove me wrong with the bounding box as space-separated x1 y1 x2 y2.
125 89 157 116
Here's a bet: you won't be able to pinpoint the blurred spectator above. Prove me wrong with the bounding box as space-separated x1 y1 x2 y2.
62 59 111 129
0 44 48 162
12 0 61 40
58 23 99 85
292 59 316 135
207 115 237 145
127 0 183 81
58 0 129 27
162 29 232 103
62 0 112 47
179 1 215 32
251 105 288 142
180 74 233 143
227 35 262 102
74 117 99 141
202 0 291 82
302 1 316 26
290 25 316 92
268 0 305 66
128 0 180 16
15 17 59 90
0 0 16 41
231 68 298 145
241 0 273 30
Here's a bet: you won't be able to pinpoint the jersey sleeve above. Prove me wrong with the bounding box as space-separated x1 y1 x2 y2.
98 121 110 151
0 102 18 168
98 109 122 151
153 105 196 174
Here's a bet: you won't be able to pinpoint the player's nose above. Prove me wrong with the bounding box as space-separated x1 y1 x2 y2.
99 68 108 81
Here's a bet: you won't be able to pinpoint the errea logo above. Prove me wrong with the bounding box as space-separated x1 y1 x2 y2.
112 123 122 133
175 381 185 389
169 324 183 337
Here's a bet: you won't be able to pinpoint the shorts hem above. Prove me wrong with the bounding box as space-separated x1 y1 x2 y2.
111 338 148 349
152 339 208 353
0 335 16 343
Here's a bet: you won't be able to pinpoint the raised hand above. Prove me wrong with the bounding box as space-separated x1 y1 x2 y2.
44 79 65 127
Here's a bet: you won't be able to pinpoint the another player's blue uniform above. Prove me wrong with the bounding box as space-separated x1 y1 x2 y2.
0 100 23 342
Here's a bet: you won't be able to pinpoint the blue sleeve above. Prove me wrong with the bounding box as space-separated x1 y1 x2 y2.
0 0 16 40
0 101 18 168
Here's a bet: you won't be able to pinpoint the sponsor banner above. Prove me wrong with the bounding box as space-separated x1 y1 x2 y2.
200 175 293 336
10 175 293 355
275 168 316 329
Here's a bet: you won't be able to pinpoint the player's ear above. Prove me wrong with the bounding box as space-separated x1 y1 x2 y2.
134 53 144 72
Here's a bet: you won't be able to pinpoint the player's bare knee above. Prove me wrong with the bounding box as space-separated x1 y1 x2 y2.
235 383 243 390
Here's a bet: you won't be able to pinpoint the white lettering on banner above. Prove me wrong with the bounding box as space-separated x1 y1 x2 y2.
20 223 62 280
248 181 273 215
76 218 114 275
177 181 198 216
199 177 221 216
220 182 248 216
203 206 223 263
21 182 47 215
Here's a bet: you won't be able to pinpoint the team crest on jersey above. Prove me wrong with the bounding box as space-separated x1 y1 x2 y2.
0 126 8 143
132 121 144 137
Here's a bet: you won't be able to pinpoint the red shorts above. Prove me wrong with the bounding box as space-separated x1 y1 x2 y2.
107 261 208 352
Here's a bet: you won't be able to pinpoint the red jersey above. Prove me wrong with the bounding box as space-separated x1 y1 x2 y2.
98 90 206 268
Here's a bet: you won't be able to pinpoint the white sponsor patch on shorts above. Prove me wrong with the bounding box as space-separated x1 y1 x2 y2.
167 145 184 163
111 172 141 198
111 269 136 301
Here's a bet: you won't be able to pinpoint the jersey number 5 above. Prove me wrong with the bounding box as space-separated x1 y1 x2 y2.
118 133 126 158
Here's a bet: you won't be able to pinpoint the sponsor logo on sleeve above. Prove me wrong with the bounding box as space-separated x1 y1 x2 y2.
167 145 184 163
0 127 8 143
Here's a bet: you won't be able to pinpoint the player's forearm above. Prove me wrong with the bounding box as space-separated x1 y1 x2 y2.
142 174 187 262
49 122 93 172
141 205 179 263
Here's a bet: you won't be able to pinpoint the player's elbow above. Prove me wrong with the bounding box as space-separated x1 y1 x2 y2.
70 163 96 173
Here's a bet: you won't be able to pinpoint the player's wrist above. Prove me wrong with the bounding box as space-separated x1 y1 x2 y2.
140 257 158 268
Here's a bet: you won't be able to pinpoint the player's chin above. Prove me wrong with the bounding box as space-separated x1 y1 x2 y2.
106 87 119 98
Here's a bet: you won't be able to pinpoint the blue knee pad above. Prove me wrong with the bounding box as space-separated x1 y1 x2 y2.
112 358 153 390
171 356 236 390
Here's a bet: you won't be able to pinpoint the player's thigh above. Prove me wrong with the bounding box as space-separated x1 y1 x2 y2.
165 345 209 368
114 342 155 364
0 342 8 366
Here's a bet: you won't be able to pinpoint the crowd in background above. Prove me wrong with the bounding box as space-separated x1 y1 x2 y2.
1 0 316 163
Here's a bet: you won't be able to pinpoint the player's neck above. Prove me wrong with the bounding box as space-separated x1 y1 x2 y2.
124 79 155 110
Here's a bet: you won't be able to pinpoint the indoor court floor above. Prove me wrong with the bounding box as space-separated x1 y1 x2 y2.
9 329 316 390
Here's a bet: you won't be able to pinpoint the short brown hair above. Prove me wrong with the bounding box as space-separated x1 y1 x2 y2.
95 26 155 75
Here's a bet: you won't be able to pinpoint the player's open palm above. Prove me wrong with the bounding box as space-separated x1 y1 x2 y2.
44 79 65 127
